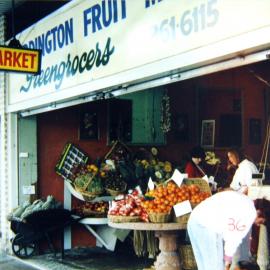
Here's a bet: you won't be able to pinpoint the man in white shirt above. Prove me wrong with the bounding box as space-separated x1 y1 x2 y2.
187 191 256 270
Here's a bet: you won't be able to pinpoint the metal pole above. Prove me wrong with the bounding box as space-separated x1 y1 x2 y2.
12 0 15 39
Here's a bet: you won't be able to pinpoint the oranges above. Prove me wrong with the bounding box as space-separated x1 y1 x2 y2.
143 181 211 214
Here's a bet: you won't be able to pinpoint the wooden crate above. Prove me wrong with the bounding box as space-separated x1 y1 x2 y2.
55 142 89 180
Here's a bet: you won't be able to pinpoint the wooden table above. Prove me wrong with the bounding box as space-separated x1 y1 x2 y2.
108 222 186 270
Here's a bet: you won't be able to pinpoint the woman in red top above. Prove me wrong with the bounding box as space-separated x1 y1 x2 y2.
185 146 206 178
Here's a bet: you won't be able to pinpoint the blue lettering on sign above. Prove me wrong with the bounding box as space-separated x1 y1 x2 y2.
145 0 163 9
20 37 115 92
24 18 74 56
83 0 126 36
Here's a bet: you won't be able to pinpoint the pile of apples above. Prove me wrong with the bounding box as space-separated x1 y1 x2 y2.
142 181 211 214
108 190 149 222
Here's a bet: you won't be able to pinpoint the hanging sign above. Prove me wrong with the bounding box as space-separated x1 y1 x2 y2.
7 0 270 111
0 45 41 74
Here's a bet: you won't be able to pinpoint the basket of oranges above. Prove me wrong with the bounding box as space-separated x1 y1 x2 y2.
148 211 172 223
173 184 211 225
142 181 211 225
142 182 179 223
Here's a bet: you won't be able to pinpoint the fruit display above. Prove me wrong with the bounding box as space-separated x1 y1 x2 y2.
72 163 104 197
105 177 126 192
74 173 104 194
72 201 109 217
142 181 211 214
108 190 149 222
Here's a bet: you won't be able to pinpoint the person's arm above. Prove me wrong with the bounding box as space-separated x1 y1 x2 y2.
229 171 240 191
224 258 231 270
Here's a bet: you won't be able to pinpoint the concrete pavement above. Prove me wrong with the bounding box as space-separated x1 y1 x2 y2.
0 252 38 270
5 247 154 270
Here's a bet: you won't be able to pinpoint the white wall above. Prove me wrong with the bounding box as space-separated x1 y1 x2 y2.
0 15 19 253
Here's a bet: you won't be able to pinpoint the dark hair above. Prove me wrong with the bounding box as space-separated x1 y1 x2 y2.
237 260 260 270
227 148 245 162
190 146 205 159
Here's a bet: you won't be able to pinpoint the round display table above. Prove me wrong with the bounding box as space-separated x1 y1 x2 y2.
108 221 186 270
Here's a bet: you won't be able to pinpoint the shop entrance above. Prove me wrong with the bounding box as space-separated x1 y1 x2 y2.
18 116 37 205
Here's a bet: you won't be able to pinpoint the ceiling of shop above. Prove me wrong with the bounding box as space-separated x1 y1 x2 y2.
0 0 70 15
0 0 28 15
2 0 71 40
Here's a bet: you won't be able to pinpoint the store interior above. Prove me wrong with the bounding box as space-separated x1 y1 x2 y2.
25 59 269 250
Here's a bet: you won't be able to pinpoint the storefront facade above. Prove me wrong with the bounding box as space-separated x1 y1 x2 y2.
1 0 270 251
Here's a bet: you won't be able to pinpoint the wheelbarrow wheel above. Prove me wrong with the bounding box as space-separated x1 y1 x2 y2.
12 234 37 258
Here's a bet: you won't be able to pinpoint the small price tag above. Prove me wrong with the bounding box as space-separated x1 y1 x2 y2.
148 177 155 191
22 185 35 195
202 175 209 182
171 169 187 186
173 200 192 217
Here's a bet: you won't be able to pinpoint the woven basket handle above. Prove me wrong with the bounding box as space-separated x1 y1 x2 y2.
82 171 97 191
104 140 118 160
104 140 132 160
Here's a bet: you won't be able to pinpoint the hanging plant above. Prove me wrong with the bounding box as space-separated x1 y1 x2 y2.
160 90 171 133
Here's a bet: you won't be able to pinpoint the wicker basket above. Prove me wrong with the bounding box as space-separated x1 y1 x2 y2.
173 213 190 225
108 215 140 223
148 212 172 223
74 185 103 202
106 188 125 196
179 244 197 270
74 171 104 201
106 182 127 196
183 178 211 194
82 209 107 218
173 202 198 225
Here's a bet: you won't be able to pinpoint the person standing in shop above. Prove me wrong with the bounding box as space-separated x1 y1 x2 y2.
185 146 206 178
227 148 259 194
226 148 259 269
187 190 257 270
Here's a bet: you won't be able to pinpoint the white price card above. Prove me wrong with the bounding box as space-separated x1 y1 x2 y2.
173 200 192 217
171 169 187 187
22 185 35 195
148 177 155 190
202 175 209 182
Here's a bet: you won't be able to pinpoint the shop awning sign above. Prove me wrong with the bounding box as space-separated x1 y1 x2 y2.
0 46 41 74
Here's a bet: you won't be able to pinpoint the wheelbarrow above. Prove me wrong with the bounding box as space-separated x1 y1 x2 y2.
10 208 82 259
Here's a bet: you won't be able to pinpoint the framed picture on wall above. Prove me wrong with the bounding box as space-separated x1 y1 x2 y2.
201 120 215 148
79 111 99 140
